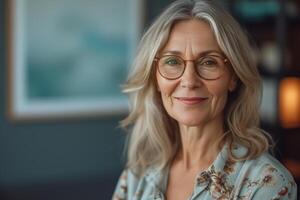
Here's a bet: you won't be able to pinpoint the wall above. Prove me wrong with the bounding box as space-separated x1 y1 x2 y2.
0 0 126 199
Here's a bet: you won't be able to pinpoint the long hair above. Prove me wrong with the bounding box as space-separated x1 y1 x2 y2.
121 0 272 176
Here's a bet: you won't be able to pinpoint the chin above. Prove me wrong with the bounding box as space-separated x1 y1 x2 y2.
174 114 207 127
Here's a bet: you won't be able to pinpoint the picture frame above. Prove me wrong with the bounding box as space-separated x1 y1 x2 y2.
7 0 144 121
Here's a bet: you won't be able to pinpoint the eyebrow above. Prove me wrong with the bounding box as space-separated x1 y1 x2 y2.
160 50 224 57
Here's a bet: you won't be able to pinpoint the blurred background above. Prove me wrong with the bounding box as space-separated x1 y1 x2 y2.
1 0 300 199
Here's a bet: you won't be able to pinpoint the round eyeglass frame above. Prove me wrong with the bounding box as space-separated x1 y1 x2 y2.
154 54 229 81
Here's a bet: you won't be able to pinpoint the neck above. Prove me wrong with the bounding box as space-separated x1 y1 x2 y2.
176 117 225 171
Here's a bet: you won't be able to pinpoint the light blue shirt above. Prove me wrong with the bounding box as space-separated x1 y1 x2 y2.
112 144 297 199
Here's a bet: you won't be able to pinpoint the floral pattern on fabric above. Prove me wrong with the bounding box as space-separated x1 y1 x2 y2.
236 164 297 200
112 145 297 200
207 165 234 199
112 170 128 200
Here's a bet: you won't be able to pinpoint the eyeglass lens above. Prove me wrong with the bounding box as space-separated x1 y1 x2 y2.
157 55 226 80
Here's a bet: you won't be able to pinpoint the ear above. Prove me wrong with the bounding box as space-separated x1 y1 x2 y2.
228 75 238 92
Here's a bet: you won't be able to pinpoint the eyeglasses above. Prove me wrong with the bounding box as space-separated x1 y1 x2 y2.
154 54 228 80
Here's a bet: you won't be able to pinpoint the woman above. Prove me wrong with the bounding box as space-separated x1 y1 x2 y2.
112 0 297 199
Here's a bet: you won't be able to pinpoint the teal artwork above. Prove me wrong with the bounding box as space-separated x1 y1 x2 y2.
8 0 142 119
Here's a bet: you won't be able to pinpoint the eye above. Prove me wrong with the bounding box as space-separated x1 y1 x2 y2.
202 60 216 66
197 58 218 67
163 57 183 66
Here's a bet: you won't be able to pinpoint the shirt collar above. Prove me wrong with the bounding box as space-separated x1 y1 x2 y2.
144 143 248 193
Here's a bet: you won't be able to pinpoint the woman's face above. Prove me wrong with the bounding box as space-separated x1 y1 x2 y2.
156 19 236 127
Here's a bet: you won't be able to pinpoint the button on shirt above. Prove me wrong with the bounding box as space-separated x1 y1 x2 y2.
112 144 297 200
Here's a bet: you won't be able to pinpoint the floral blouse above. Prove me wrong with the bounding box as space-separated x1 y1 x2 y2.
112 144 297 200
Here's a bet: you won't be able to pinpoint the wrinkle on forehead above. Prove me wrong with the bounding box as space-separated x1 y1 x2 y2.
160 19 221 59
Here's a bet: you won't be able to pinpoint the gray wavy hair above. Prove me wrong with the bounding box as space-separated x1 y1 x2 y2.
121 0 272 175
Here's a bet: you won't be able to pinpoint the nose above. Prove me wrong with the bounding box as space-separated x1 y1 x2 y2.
180 61 201 89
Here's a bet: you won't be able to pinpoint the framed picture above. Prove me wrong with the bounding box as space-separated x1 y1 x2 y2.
7 0 144 120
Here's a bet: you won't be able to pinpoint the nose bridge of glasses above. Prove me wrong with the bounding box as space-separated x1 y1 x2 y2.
183 59 196 68
180 61 202 88
181 59 199 79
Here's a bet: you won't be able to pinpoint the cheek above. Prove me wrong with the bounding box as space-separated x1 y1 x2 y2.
208 82 230 113
156 71 178 97
156 72 179 112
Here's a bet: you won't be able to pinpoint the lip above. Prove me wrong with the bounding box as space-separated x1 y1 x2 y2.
175 97 208 105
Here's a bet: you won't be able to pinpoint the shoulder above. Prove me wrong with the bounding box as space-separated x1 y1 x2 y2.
112 169 141 200
112 170 128 200
236 152 297 199
112 167 163 200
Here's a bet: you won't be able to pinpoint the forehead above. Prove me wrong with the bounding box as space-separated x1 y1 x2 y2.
161 19 221 55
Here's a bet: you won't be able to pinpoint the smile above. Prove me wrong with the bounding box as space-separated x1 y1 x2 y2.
174 97 208 105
